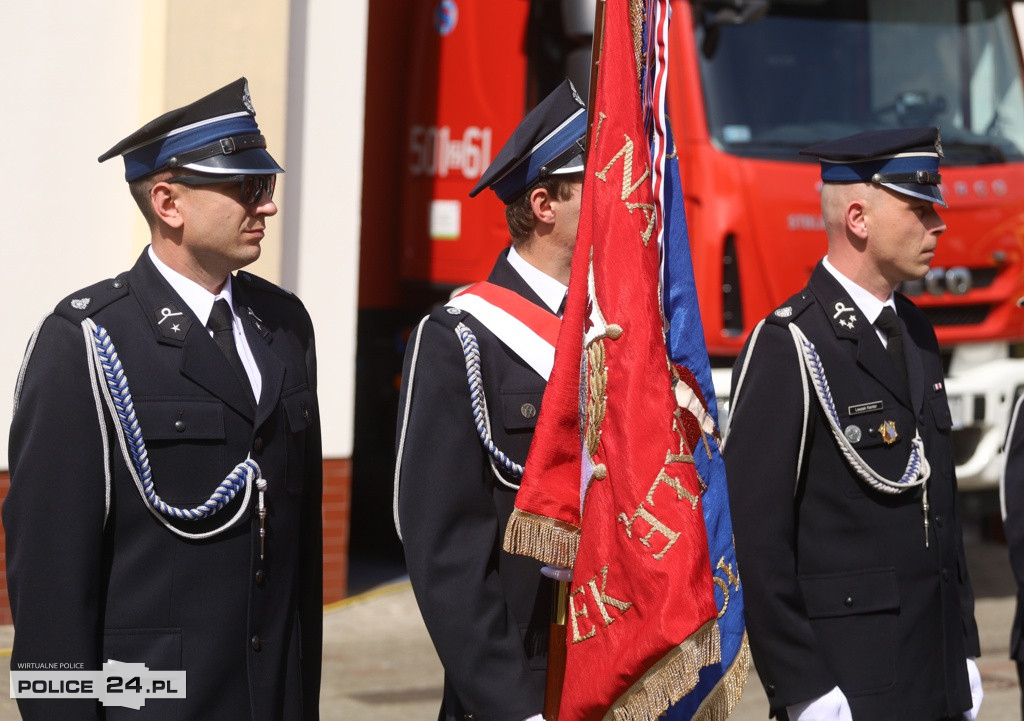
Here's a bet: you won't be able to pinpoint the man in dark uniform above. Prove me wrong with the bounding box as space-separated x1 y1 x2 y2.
723 128 982 720
5 78 322 720
393 79 586 721
1001 359 1024 718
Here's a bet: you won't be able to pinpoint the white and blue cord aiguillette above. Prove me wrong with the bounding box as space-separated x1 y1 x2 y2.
83 318 261 540
455 321 525 484
729 317 932 546
392 312 524 542
788 323 933 545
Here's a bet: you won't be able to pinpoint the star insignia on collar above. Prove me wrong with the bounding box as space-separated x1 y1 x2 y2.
839 316 857 330
153 302 192 340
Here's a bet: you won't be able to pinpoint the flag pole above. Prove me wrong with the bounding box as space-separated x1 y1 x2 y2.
543 3 606 719
586 0 607 148
543 573 570 720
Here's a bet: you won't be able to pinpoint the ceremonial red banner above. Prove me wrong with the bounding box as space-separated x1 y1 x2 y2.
503 1 729 718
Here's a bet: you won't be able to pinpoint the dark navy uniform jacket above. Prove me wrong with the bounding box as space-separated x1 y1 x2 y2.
5 250 323 720
1002 391 1024 663
395 249 552 721
724 263 979 720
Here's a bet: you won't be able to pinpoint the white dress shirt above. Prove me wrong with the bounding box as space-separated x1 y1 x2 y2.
822 256 897 348
507 245 568 315
148 246 262 401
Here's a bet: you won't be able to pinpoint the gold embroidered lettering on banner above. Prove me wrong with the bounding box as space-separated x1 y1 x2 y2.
592 112 656 247
618 469 699 560
588 564 633 625
570 564 633 644
712 558 741 619
666 409 696 466
717 557 741 590
569 584 597 643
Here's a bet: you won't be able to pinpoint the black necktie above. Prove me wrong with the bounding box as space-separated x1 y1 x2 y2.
208 299 256 405
556 292 567 318
875 306 908 387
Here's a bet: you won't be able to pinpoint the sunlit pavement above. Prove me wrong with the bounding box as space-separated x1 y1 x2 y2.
0 534 1017 719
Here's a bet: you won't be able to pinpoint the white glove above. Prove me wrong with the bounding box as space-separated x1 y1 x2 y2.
964 657 983 721
522 715 544 721
787 686 853 721
540 565 573 582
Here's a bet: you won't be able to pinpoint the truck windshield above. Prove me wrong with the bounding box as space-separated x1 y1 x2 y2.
697 0 1024 165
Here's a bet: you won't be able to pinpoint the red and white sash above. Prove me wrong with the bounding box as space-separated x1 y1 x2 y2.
446 282 560 380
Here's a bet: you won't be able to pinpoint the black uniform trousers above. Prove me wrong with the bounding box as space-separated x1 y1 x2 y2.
724 263 978 720
395 250 552 721
5 250 323 720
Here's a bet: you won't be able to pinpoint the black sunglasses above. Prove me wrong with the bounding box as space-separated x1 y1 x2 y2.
166 174 277 206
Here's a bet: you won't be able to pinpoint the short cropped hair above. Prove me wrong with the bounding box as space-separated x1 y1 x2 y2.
505 175 580 243
128 170 186 229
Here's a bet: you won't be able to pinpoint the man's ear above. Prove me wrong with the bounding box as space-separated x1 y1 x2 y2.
529 186 556 226
845 199 868 240
151 181 185 229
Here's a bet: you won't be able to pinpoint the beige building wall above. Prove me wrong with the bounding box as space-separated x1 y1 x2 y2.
0 0 365 468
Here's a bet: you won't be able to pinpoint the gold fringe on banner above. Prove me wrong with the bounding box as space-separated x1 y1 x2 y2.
503 508 580 568
604 619 725 721
691 632 752 721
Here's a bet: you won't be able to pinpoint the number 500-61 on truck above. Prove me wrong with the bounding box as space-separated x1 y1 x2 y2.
373 0 1024 492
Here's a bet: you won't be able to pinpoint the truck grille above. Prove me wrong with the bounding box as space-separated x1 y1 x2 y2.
919 305 990 327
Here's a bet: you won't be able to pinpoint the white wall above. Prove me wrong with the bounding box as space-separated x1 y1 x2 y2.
0 0 367 468
0 2 147 470
284 0 367 460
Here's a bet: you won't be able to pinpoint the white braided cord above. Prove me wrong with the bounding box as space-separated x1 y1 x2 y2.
393 316 428 541
788 323 930 494
13 313 50 415
724 319 812 496
721 320 764 445
455 322 523 488
83 319 255 540
787 325 812 489
83 322 114 527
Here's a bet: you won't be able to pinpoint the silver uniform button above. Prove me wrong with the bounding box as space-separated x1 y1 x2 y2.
844 424 862 444
446 307 462 315
520 403 537 419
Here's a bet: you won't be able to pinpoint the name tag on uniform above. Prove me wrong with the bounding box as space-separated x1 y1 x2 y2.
848 400 884 416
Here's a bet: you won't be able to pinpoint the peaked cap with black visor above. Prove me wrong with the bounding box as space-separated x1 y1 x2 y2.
98 77 283 181
470 78 587 204
799 126 946 207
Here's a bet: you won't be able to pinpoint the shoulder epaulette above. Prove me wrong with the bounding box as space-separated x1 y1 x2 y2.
235 270 300 301
52 272 131 322
429 303 471 331
765 291 814 328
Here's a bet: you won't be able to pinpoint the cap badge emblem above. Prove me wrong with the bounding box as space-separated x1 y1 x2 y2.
878 420 899 445
70 298 91 310
241 82 255 115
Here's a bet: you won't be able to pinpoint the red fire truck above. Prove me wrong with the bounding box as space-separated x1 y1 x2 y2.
357 0 1024 505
